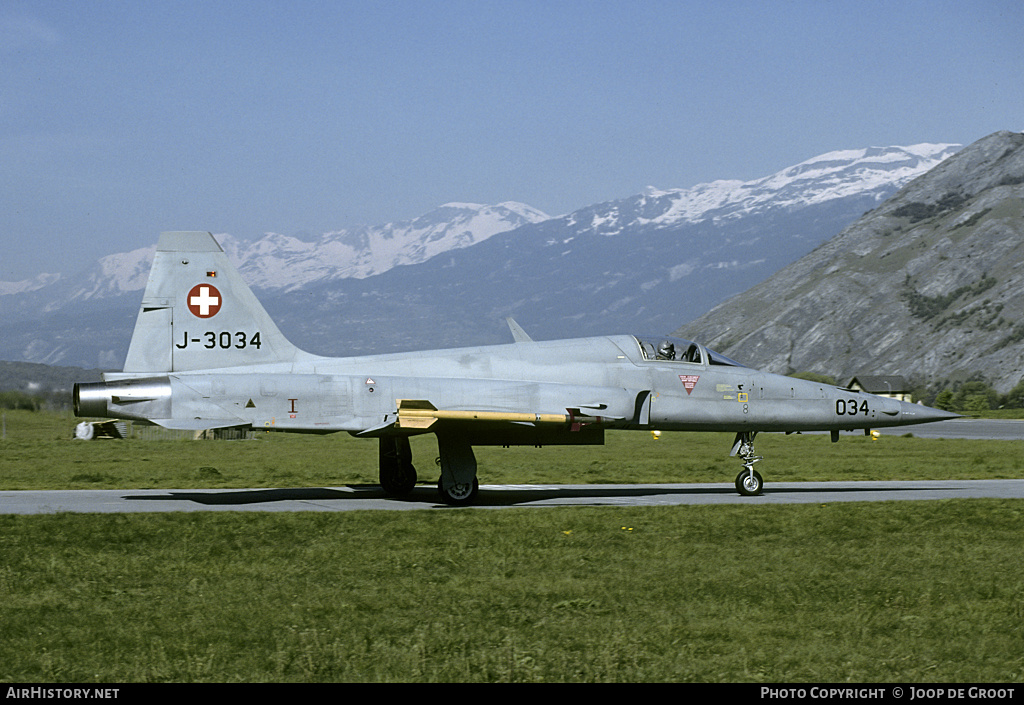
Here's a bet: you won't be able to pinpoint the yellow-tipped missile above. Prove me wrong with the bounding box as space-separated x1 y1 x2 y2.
396 399 603 430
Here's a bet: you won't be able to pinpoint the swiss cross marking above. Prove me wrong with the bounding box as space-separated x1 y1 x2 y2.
187 284 222 318
679 375 700 395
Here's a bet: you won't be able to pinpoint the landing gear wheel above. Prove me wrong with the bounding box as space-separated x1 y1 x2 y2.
380 462 417 496
436 435 479 506
735 469 763 496
731 432 764 496
379 436 417 497
437 477 479 506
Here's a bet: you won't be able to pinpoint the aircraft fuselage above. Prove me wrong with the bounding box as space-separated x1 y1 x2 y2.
72 232 960 504
80 334 942 438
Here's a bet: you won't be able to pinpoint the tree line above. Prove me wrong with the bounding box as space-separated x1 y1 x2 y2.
929 379 1024 413
0 389 71 411
791 372 1024 413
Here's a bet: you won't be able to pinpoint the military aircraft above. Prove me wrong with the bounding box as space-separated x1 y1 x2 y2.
73 231 960 504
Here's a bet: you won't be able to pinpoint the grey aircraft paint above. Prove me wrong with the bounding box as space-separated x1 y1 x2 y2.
74 232 960 504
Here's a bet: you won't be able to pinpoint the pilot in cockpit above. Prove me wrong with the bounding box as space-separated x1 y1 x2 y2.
656 341 676 360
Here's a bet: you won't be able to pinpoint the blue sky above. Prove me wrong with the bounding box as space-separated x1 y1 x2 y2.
2 0 1022 280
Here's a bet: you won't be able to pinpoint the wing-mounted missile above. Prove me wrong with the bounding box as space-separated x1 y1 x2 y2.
395 399 612 431
393 399 614 448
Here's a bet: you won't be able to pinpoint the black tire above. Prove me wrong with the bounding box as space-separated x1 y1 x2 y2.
379 437 417 496
437 477 479 506
735 469 763 496
380 463 417 496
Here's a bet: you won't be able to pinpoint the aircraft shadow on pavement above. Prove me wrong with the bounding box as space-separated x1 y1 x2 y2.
120 482 964 508
120 484 739 507
387 483 965 507
121 487 356 505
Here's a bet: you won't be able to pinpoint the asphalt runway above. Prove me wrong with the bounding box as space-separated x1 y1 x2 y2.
3 479 1023 515
875 417 1024 440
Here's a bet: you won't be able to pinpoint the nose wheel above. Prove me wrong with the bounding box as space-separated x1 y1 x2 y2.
735 468 763 496
731 431 764 496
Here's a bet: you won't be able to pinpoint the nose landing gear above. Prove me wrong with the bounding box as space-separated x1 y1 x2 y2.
731 431 764 496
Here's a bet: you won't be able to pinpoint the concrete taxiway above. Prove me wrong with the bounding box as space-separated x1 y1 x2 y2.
875 417 1024 440
3 480 1023 515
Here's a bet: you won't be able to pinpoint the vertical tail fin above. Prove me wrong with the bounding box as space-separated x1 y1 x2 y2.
123 231 306 373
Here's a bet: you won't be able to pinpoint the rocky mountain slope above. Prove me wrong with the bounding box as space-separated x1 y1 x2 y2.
677 131 1024 393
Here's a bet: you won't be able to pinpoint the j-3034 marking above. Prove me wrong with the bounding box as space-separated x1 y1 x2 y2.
175 331 263 350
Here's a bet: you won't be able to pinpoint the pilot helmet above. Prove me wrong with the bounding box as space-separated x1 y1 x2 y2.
657 341 675 359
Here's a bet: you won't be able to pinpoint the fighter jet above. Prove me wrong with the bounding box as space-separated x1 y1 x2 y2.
73 232 960 504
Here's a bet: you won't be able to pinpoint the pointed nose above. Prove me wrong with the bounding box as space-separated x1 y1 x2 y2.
896 400 962 425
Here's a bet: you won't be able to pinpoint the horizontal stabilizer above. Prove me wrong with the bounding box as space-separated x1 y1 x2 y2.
506 317 533 343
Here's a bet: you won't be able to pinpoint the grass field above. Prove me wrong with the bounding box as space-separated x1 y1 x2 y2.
2 410 1023 490
1 410 1022 682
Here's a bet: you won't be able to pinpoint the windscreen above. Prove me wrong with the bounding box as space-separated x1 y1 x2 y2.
633 335 748 367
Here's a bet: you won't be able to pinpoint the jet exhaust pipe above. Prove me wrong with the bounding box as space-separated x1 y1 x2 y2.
73 377 173 421
73 382 113 418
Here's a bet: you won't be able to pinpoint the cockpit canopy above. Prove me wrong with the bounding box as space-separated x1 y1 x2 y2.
633 335 748 368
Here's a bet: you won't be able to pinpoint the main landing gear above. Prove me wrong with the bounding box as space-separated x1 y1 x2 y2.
731 431 764 496
378 435 481 506
379 436 418 496
435 434 480 506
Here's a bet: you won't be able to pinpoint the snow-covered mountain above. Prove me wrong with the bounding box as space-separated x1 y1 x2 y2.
0 141 961 368
10 201 549 306
0 272 61 296
565 143 960 233
224 201 551 291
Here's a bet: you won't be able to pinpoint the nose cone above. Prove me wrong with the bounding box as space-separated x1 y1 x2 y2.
895 400 962 426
